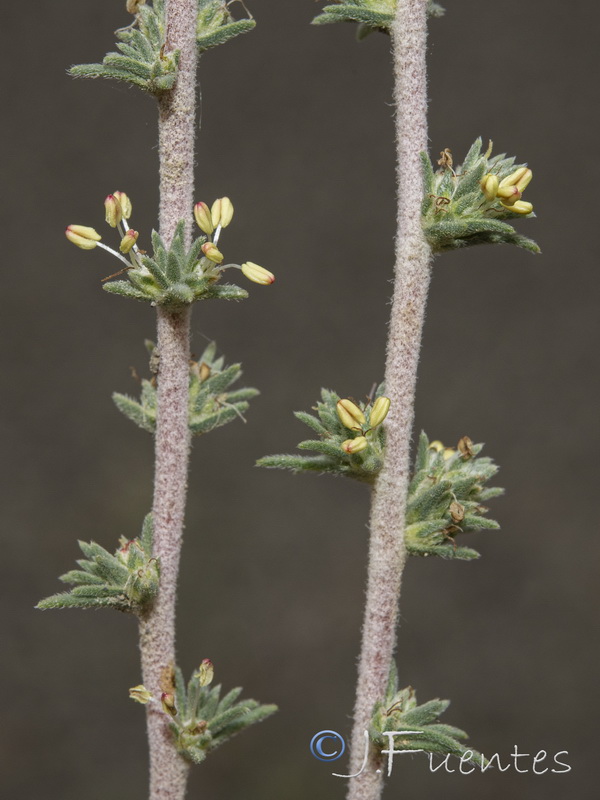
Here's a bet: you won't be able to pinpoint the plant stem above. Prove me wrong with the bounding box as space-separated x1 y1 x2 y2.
346 2 431 799
138 1 198 798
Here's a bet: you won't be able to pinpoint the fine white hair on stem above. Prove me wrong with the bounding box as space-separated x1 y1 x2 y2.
346 2 432 799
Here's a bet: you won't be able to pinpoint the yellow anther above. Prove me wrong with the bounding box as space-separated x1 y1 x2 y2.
337 399 366 430
120 229 139 254
501 199 533 215
241 262 275 285
194 202 214 235
341 436 368 454
480 174 499 201
65 224 101 250
211 197 234 229
369 396 391 428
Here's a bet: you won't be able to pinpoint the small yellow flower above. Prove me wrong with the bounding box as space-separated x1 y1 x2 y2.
104 195 123 228
196 658 214 687
480 174 499 201
120 229 139 254
129 685 153 704
113 191 132 220
501 199 533 215
369 396 391 428
337 399 366 430
202 242 224 264
211 197 234 228
65 224 102 250
194 202 214 235
241 262 275 285
341 436 368 454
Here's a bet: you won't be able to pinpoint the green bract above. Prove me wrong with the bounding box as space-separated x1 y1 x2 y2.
37 515 159 613
421 138 540 253
168 666 277 765
113 340 259 436
405 432 503 560
370 663 487 766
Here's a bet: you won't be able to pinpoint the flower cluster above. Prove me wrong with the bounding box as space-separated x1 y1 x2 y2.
65 192 274 306
421 138 539 254
129 659 277 766
336 395 390 454
257 385 391 483
480 166 533 216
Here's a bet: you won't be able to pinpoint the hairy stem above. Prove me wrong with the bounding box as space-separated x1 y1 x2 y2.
138 1 198 798
346 2 432 798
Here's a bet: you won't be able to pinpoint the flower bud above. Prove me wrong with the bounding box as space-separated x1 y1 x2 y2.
501 199 533 215
66 225 102 250
129 685 153 704
241 262 275 285
104 195 123 227
113 191 132 220
499 167 530 189
211 197 234 229
342 436 368 454
337 399 366 430
161 692 177 717
496 185 522 203
369 396 391 428
201 242 224 264
443 447 455 460
120 229 139 253
428 440 444 452
197 658 214 687
194 202 214 235
480 174 499 201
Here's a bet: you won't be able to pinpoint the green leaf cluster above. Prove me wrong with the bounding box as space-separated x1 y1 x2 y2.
257 386 388 483
197 0 256 52
104 221 248 306
405 432 502 559
113 340 258 436
70 0 179 94
312 0 444 38
370 663 486 766
170 666 277 765
421 138 540 253
37 515 159 613
69 1 256 94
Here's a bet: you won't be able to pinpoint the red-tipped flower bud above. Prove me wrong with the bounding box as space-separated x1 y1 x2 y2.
342 436 368 454
197 658 214 687
104 195 122 228
120 229 139 253
201 242 224 264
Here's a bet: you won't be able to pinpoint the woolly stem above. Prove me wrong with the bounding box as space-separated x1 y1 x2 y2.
346 2 432 799
138 1 197 798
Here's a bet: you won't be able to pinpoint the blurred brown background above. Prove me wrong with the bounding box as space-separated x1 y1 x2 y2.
2 1 598 798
